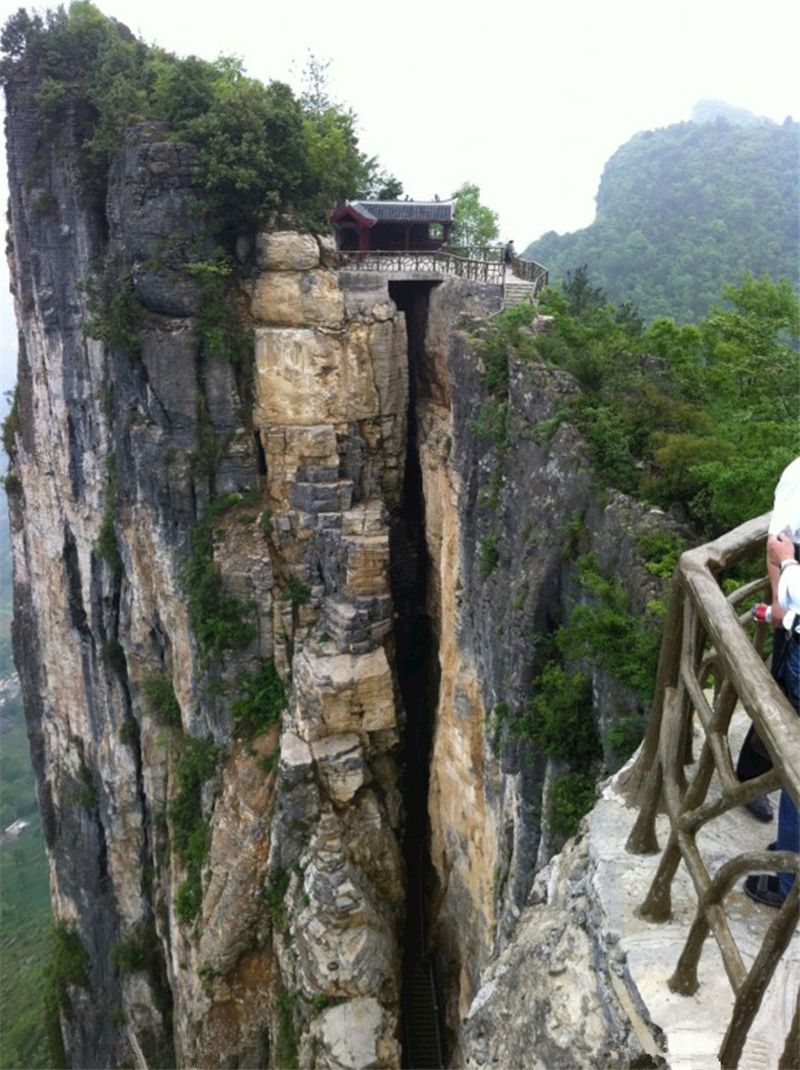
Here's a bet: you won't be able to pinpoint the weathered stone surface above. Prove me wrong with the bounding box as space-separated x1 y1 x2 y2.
293 647 396 740
197 739 276 973
305 997 401 1069
108 123 210 317
342 502 387 537
311 734 366 803
343 535 390 598
460 830 652 1070
280 730 314 773
255 230 320 271
263 425 340 511
250 268 345 327
176 740 277 1066
253 323 405 427
288 808 400 1000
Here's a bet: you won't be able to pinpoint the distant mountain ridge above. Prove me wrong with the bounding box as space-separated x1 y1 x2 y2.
690 98 779 126
524 104 799 322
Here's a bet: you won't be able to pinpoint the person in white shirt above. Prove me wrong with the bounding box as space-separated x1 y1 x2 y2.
736 457 800 820
743 457 800 908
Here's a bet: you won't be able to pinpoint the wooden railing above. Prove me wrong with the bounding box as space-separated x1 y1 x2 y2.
623 513 799 1068
510 255 549 296
337 248 550 293
337 249 506 284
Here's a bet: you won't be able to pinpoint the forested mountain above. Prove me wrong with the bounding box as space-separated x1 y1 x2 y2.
524 107 799 322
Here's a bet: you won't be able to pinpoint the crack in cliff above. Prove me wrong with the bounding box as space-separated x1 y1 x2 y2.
389 282 446 1069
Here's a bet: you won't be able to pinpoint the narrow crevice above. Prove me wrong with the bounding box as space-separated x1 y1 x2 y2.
389 282 446 1069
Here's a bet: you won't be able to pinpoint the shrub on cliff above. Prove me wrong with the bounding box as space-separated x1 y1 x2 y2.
45 922 89 1019
534 273 799 536
231 659 286 737
522 663 598 769
169 735 219 924
183 522 256 662
141 674 181 728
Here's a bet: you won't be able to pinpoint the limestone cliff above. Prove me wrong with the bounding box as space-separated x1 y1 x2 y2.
5 56 679 1070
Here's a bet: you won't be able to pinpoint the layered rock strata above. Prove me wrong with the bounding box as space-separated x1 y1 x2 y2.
5 87 412 1063
7 70 682 1068
250 237 411 1068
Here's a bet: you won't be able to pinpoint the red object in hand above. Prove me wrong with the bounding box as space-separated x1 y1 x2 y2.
752 602 773 623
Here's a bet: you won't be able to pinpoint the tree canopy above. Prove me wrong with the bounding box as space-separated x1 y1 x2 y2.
524 112 799 323
531 272 799 535
450 182 500 248
1 4 400 237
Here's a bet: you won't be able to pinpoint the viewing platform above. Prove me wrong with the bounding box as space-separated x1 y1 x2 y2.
462 513 798 1070
615 513 799 1068
331 199 549 307
336 249 549 308
590 711 797 1069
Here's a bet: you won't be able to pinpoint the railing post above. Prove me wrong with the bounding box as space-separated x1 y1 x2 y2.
626 512 798 1067
622 572 684 854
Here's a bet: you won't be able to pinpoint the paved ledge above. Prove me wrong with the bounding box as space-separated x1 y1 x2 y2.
589 711 798 1070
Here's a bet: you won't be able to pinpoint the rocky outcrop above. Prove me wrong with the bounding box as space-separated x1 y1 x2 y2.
459 785 660 1070
398 295 680 1048
460 711 799 1070
6 54 683 1068
5 73 411 1062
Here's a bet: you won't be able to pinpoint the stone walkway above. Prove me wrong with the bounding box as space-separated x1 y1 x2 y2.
588 710 798 1070
502 270 537 308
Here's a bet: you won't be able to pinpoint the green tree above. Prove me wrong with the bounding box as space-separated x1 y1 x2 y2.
450 181 500 248
534 272 797 535
1 5 399 240
524 114 800 323
562 265 607 318
184 78 308 236
298 53 402 223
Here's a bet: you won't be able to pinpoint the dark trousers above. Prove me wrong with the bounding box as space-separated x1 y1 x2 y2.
736 630 791 782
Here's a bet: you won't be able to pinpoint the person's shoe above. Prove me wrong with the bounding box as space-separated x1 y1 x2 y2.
744 873 785 908
743 794 773 822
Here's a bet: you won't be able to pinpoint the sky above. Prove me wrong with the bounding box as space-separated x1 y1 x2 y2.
1 0 799 394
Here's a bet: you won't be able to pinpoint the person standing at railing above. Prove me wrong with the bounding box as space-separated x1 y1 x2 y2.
743 455 800 908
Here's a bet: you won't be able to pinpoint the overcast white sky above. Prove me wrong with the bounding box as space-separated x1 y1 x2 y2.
1 0 799 392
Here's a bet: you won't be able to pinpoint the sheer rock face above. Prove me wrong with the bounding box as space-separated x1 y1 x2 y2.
411 297 676 1045
5 73 409 1065
459 818 654 1070
6 70 679 1069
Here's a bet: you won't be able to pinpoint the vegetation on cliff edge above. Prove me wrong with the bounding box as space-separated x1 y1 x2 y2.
1 3 400 237
477 272 798 836
479 271 798 539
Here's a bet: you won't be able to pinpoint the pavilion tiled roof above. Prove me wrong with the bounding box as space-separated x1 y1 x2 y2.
343 200 454 224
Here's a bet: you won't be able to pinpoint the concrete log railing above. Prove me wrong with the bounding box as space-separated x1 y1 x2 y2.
510 254 549 295
337 248 550 293
337 249 506 284
622 512 799 1068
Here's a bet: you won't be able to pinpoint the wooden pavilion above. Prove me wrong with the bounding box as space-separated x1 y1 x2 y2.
330 200 454 252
